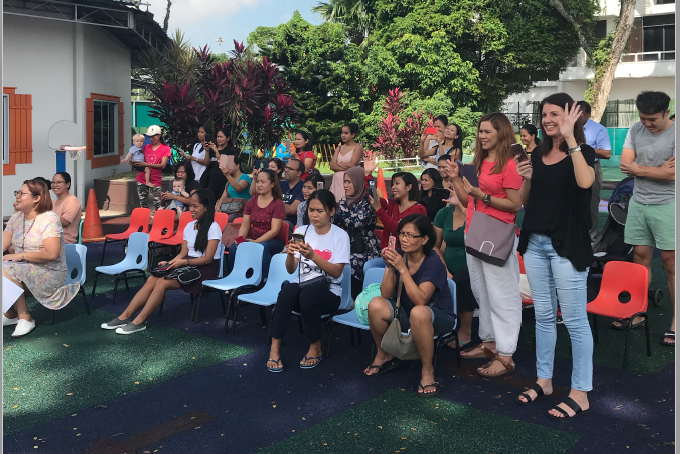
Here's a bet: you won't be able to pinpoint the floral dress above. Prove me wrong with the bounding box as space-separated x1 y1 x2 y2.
333 195 381 281
3 211 79 310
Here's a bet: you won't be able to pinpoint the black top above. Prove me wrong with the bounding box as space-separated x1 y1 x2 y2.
200 147 230 204
518 144 595 271
419 193 446 222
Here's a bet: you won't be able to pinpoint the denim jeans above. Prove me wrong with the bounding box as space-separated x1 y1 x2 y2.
524 233 593 392
228 239 284 278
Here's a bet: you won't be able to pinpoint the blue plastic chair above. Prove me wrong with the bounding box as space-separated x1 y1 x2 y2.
91 232 149 304
363 257 386 276
51 244 91 325
196 242 265 328
236 253 298 337
325 267 384 356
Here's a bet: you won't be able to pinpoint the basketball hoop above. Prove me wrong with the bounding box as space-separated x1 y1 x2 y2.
60 145 86 161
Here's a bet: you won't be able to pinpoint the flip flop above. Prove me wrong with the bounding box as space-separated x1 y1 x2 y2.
461 344 496 359
300 355 323 369
417 380 442 398
611 318 645 331
446 340 469 350
365 358 401 377
267 358 283 373
476 356 515 378
515 383 548 405
548 396 590 420
660 331 675 346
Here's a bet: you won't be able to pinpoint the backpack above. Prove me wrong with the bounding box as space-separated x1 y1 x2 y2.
354 283 382 325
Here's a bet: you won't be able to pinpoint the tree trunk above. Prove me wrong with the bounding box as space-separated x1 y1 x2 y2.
589 0 637 122
163 0 172 33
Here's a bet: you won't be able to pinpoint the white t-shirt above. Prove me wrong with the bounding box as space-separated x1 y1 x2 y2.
294 224 350 296
191 143 207 181
183 220 222 259
422 139 438 169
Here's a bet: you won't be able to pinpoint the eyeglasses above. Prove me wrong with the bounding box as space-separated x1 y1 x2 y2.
398 232 424 240
14 190 32 197
285 166 300 172
51 180 66 185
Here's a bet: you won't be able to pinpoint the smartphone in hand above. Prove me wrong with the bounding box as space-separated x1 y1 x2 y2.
316 181 324 191
431 187 450 201
460 164 480 188
388 235 397 250
369 180 379 200
512 143 529 163
292 233 305 245
425 127 437 135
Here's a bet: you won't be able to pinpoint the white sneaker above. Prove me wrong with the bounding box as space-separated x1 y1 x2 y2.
3 315 19 326
12 319 35 337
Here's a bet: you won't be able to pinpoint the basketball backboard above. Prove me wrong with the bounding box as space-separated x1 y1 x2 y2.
48 120 82 151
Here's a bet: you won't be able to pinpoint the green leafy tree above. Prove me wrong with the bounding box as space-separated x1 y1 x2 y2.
312 0 376 45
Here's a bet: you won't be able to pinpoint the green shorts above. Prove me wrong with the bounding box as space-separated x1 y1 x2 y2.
624 199 675 251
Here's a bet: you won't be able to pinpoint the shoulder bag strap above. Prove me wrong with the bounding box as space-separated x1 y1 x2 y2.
394 256 407 314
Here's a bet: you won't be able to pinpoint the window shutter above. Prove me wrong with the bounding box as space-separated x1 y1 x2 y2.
3 88 32 176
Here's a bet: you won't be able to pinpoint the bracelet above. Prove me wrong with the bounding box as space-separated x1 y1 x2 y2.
187 257 190 265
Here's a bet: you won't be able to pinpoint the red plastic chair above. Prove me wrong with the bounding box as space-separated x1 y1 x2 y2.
100 208 150 265
587 261 651 369
232 217 243 224
155 211 193 248
281 221 289 245
147 209 179 267
215 212 229 232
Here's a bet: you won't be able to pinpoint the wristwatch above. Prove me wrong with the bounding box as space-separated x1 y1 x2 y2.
482 194 491 205
567 145 581 156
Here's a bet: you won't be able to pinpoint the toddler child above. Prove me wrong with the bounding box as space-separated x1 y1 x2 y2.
165 177 190 217
122 134 153 187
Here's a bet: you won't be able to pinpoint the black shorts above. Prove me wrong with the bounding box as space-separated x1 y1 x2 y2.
386 299 457 336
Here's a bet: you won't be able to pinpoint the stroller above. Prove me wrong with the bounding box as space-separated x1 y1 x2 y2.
588 176 663 306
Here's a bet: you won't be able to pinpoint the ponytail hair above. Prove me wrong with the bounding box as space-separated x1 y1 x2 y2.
521 124 541 146
192 189 215 254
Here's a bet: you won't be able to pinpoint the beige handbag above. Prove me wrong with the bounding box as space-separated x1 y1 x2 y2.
380 271 420 360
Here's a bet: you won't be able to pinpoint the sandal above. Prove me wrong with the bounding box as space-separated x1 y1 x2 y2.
460 344 496 359
515 383 548 405
417 380 442 398
476 356 515 378
611 317 645 331
365 358 401 377
548 396 590 420
446 340 469 350
300 355 323 369
660 331 675 346
267 358 283 373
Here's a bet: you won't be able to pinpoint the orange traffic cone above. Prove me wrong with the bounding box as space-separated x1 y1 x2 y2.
377 168 388 200
81 188 106 243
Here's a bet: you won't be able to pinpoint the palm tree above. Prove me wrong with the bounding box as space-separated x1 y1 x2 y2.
312 0 375 45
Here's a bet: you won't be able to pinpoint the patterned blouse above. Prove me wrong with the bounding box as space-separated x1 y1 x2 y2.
333 195 381 280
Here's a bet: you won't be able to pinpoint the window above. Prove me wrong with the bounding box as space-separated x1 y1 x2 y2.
93 100 117 156
3 94 8 164
623 14 674 61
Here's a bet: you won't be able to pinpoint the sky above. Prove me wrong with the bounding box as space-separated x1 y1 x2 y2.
145 0 323 53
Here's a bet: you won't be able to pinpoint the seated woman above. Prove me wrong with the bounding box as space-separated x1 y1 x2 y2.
216 154 252 222
268 158 284 180
434 187 476 348
3 179 79 337
229 169 285 277
51 172 82 244
100 189 222 334
297 173 326 227
333 166 380 299
369 171 427 250
364 214 455 398
418 168 447 222
161 161 202 209
267 190 350 372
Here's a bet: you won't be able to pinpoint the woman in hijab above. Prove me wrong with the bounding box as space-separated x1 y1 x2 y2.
333 166 381 298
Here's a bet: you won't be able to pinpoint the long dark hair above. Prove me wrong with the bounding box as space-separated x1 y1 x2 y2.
306 189 337 218
536 93 586 158
521 124 541 146
449 123 463 157
268 158 284 179
216 126 232 148
176 160 196 186
295 130 313 151
420 168 442 195
398 214 436 255
258 169 283 200
192 189 215 254
392 172 420 202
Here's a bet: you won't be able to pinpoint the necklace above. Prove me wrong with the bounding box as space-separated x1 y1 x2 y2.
22 213 37 252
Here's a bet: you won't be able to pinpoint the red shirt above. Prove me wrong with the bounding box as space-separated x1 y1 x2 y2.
464 159 522 235
136 143 172 187
244 196 287 243
376 198 428 249
298 150 317 180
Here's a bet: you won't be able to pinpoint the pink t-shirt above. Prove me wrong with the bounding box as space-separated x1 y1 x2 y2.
243 195 286 243
464 159 522 235
136 143 172 187
52 194 82 244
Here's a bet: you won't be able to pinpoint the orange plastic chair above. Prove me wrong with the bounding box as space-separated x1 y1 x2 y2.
215 212 229 232
232 217 243 224
587 261 651 369
100 208 150 265
155 211 194 248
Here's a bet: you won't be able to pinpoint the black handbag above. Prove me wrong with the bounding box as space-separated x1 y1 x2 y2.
348 229 365 254
298 226 331 291
164 265 200 284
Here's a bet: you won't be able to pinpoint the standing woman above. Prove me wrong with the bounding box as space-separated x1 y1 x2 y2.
101 189 222 334
131 125 171 213
229 169 286 277
287 130 317 179
267 190 350 371
521 124 540 156
180 125 209 182
329 123 363 203
448 113 523 378
334 166 381 298
420 122 462 166
515 94 595 419
216 154 252 221
200 127 234 204
370 172 427 250
51 172 82 244
418 115 448 169
3 180 79 337
418 168 446 222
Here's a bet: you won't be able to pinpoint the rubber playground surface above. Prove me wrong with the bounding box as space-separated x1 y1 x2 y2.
2 212 675 453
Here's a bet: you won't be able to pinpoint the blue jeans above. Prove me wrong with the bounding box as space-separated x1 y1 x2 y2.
524 234 593 392
228 239 284 278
